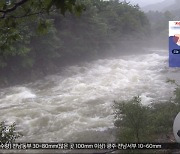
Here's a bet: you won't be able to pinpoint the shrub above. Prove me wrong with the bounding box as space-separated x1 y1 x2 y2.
114 96 152 142
114 83 180 143
0 121 22 144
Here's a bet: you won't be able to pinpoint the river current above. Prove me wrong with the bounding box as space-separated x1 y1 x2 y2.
0 49 179 143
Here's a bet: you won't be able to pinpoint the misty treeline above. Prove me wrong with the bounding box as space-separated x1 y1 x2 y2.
0 0 150 86
145 0 180 47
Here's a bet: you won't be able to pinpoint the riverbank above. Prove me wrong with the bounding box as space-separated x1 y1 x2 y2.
0 38 167 89
0 48 176 143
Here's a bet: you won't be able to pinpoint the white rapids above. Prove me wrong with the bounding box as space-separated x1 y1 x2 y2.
0 49 179 142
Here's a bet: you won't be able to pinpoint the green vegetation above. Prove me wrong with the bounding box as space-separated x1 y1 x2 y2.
113 86 180 153
0 0 150 87
0 121 22 143
114 81 180 153
114 96 151 142
0 0 85 86
146 9 177 47
144 0 180 48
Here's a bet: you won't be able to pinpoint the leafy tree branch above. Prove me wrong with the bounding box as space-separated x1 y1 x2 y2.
0 0 29 18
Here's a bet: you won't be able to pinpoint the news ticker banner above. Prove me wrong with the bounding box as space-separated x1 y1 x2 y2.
169 21 180 67
1 143 180 150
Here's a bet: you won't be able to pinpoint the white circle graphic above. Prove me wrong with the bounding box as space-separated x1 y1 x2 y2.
173 112 180 143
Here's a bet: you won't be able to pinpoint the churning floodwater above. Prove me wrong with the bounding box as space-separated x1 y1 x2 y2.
0 49 179 143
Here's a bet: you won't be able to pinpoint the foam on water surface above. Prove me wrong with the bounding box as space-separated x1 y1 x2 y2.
0 51 178 142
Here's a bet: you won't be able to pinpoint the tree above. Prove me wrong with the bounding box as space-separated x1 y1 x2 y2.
0 0 150 86
0 0 85 52
114 82 180 144
0 0 85 83
0 0 85 18
0 121 22 143
114 96 150 142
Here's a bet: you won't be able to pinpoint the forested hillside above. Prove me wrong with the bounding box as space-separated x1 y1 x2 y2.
145 0 180 47
0 0 150 87
142 0 176 12
1 1 180 151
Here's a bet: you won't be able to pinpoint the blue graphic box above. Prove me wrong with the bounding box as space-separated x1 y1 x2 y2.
169 21 180 67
